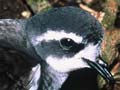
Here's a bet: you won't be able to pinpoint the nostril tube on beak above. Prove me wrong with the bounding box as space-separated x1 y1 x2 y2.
82 58 115 85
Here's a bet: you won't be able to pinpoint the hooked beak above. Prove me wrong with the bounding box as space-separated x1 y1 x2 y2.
82 58 115 85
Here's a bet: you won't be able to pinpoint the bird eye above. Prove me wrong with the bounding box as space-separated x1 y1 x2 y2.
59 38 74 50
59 38 85 52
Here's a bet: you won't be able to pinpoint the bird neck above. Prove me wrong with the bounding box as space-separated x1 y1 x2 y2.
39 62 99 90
60 68 99 90
39 62 68 90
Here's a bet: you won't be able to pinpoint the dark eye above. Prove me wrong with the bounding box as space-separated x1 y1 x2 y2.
59 38 85 52
59 38 74 50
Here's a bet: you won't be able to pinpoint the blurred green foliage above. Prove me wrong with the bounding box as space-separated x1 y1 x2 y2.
102 9 116 29
28 0 51 13
116 0 120 6
102 0 118 29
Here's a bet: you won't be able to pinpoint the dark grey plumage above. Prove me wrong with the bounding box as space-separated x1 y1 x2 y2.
0 19 39 90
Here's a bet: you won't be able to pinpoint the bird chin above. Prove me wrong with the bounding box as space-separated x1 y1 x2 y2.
46 55 91 73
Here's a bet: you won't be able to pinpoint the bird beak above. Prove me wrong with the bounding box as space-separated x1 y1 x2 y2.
82 58 115 85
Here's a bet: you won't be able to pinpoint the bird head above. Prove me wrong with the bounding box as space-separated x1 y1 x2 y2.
25 7 114 84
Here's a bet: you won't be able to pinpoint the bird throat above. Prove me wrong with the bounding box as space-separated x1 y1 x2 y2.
39 62 68 90
39 62 99 90
60 68 99 90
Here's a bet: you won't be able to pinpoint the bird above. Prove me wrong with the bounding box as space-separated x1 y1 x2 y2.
0 7 114 90
0 20 40 90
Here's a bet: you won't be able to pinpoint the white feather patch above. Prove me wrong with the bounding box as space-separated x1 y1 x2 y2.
31 30 83 46
28 64 41 90
46 44 99 73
